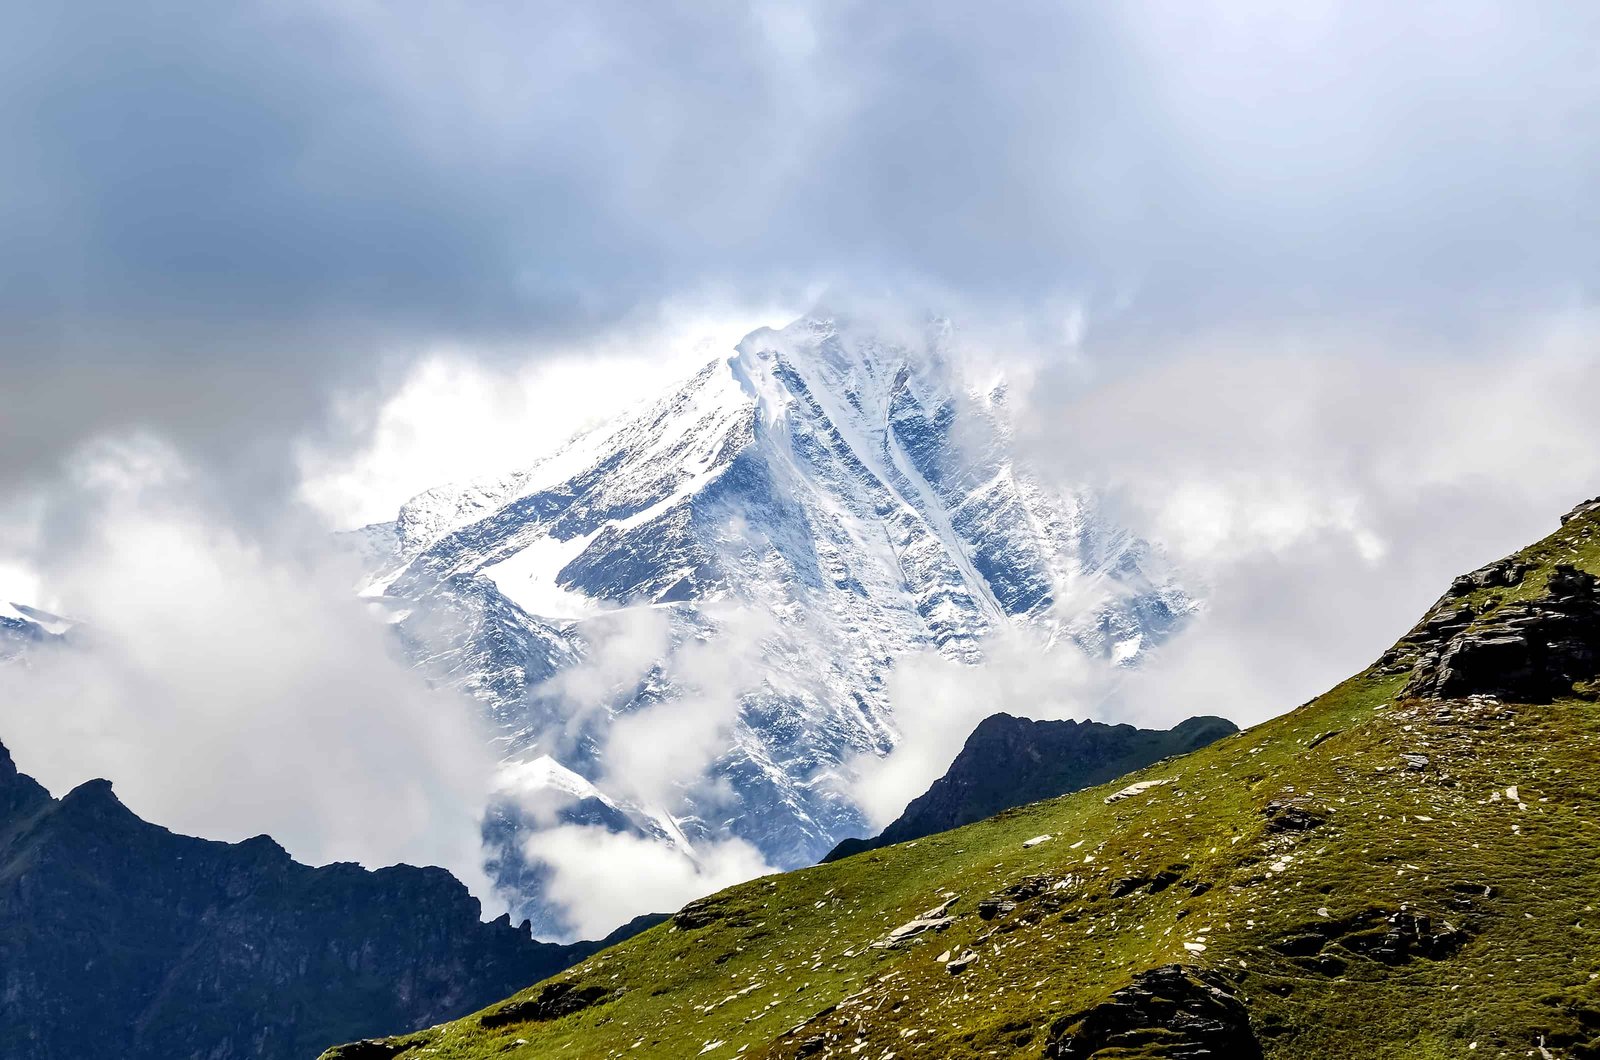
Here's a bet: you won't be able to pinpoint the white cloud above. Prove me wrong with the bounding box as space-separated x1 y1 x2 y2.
297 306 797 528
501 601 782 933
850 625 1117 829
524 825 774 941
0 437 499 903
8 0 1594 501
599 604 777 810
842 310 1600 823
1019 311 1600 729
0 559 43 610
544 607 675 736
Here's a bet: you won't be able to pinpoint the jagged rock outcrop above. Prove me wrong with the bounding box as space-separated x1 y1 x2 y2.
1265 903 1475 980
478 982 611 1028
1562 497 1600 526
0 738 659 1060
1044 964 1263 1059
825 713 1236 862
1263 799 1326 834
1398 564 1600 702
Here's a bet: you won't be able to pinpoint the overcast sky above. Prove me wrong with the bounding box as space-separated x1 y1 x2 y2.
3 0 1594 500
1 0 1597 924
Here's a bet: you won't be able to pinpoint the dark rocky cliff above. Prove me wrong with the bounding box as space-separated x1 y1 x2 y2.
0 740 659 1060
823 712 1237 862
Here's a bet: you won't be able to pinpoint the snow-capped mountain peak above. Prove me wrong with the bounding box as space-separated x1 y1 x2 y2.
350 314 1193 936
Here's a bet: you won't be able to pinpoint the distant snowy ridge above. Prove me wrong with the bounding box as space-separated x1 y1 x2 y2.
349 314 1194 936
0 602 74 660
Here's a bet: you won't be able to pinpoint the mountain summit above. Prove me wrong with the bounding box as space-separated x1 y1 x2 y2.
353 315 1192 934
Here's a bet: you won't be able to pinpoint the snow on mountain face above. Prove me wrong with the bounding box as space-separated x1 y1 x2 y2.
0 602 73 661
353 315 1193 936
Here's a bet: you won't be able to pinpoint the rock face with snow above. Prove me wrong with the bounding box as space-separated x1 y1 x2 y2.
0 602 72 662
352 315 1193 936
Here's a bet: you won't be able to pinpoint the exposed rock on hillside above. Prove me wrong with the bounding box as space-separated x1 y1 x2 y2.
1562 496 1600 525
478 982 611 1029
1044 965 1262 1060
1265 903 1473 976
1397 564 1600 701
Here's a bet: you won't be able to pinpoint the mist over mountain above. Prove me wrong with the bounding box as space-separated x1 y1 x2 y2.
351 314 1193 936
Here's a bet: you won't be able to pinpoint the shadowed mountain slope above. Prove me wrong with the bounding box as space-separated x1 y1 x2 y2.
0 742 660 1060
824 713 1237 862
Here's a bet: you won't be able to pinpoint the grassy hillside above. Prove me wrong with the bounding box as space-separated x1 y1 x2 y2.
327 499 1600 1060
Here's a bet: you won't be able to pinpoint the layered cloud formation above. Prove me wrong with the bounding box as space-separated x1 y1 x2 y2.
4 1 1594 489
2 0 1596 931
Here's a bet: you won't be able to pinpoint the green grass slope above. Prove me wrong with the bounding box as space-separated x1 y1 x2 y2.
326 499 1600 1060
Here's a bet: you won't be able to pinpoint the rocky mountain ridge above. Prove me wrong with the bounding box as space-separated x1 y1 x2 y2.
0 739 659 1060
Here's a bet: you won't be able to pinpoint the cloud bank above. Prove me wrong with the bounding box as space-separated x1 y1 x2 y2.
3 0 1593 492
840 309 1600 822
1024 313 1600 727
524 826 772 942
2 0 1596 933
492 602 786 937
0 439 498 900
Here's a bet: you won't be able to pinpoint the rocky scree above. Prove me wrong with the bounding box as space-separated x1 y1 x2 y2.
1044 964 1263 1060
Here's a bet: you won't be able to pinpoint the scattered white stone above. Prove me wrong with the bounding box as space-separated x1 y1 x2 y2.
946 950 978 973
1184 941 1207 952
1023 834 1053 849
1105 778 1172 804
699 1041 726 1054
872 911 957 949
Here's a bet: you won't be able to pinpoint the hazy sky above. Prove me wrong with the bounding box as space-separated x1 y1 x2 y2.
3 0 1594 498
2 0 1597 928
